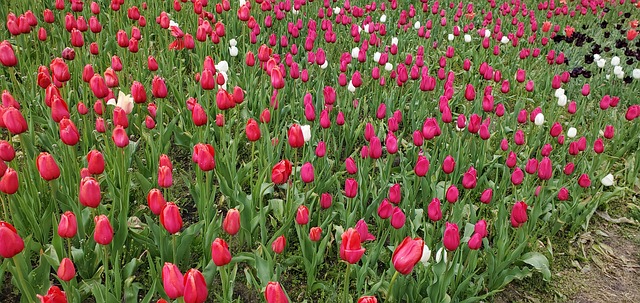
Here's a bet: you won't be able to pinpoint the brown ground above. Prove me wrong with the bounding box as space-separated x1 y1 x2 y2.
494 212 640 303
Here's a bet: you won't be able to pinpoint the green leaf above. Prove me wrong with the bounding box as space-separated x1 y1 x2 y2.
520 252 551 281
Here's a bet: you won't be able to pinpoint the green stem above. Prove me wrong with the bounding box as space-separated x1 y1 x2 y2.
103 245 109 289
220 265 230 302
1 195 8 221
172 235 178 265
67 238 72 259
387 271 400 302
342 263 351 303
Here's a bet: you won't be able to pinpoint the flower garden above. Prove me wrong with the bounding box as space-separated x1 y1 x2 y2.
1 0 639 302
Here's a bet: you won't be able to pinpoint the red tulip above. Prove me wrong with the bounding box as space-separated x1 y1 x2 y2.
392 236 424 274
245 118 261 141
192 143 216 171
0 141 12 162
464 84 476 101
428 198 442 221
340 228 365 264
85 150 105 174
0 41 17 67
37 286 67 303
162 263 184 299
593 138 604 154
442 155 455 174
220 208 241 236
58 211 77 238
300 162 314 183
93 215 113 245
603 125 615 139
558 187 570 201
345 178 358 198
152 76 168 98
260 108 271 123
3 107 28 134
578 174 591 188
368 136 383 159
358 296 377 303
511 168 524 185
538 157 552 180
36 152 60 181
377 199 393 219
57 257 75 281
445 185 459 203
147 189 166 216
468 233 483 250
287 124 304 148
131 81 147 103
271 235 286 254
475 220 488 238
390 207 406 229
265 281 289 303
157 165 173 188
320 192 332 209
511 201 528 227
148 56 159 71
309 227 322 242
462 166 477 189
50 58 70 82
443 222 460 251
110 125 128 147
388 183 401 204
414 155 430 177
295 205 310 225
345 157 357 174
0 221 24 258
480 188 493 204
160 202 183 234
271 159 292 184
79 177 101 208
354 219 376 242
211 238 232 266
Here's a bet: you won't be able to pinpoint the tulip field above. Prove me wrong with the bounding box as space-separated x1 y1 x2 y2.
2 0 640 302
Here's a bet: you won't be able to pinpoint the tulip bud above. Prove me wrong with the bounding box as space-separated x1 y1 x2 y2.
0 221 24 258
443 222 460 251
388 183 401 204
79 177 101 208
345 178 358 198
392 237 424 274
57 258 76 281
445 185 459 203
295 205 309 225
211 238 231 266
58 211 77 238
390 207 406 229
271 235 286 254
160 202 183 234
480 188 493 204
223 209 240 236
36 152 61 181
264 281 289 303
300 162 315 183
183 269 208 303
511 201 528 227
354 219 376 242
309 227 322 242
93 215 113 245
162 263 184 299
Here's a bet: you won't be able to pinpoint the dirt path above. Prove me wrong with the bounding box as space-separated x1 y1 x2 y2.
494 213 640 303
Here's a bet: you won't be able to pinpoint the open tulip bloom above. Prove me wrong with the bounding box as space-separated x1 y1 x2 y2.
1 0 639 302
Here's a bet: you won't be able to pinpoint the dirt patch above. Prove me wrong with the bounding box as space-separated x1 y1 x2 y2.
494 215 640 303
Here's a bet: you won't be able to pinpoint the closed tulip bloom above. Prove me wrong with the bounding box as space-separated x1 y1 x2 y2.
148 56 159 71
468 233 483 250
428 198 442 221
340 228 365 264
480 188 493 204
158 165 173 188
538 157 552 180
558 187 569 201
511 168 524 185
462 166 477 189
223 209 240 235
36 152 60 181
593 138 604 154
358 296 377 303
147 189 166 215
131 81 147 103
345 178 358 198
192 143 216 171
50 58 70 82
443 222 460 251
368 136 383 159
355 219 376 242
190 103 207 127
245 118 261 141
287 124 304 148
0 41 17 67
564 162 575 175
385 133 398 154
445 185 459 203
271 235 286 254
58 211 77 238
320 192 332 209
603 125 615 139
200 69 215 90
265 281 289 303
86 150 105 174
392 236 424 274
514 130 525 145
390 207 406 229
388 183 401 204
578 174 591 188
57 257 75 281
183 269 207 303
79 177 101 208
152 76 168 98
345 157 357 174
550 122 563 137
3 107 28 134
511 201 528 227
0 140 15 161
160 202 183 234
211 238 232 266
377 198 393 219
0 168 18 194
506 151 517 168
295 205 309 225
442 155 455 174
309 227 322 242
271 159 292 184
525 158 538 174
0 221 24 258
162 263 184 299
414 155 430 177
93 215 113 245
300 162 314 183
112 125 129 147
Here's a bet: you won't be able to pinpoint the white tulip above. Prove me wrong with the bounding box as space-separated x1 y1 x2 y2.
229 39 237 47
384 62 393 71
380 14 387 23
414 21 421 29
363 24 369 33
229 46 238 57
613 65 623 75
114 91 134 114
501 36 509 44
239 0 246 6
567 127 577 138
611 56 620 66
448 34 454 41
333 7 340 14
347 81 356 93
557 95 567 106
373 52 381 63
464 34 471 43
633 69 640 79
215 61 229 73
484 29 491 37
554 88 565 98
601 174 614 187
351 47 360 59
435 247 447 263
320 61 328 69
596 59 606 68
420 245 432 266
593 54 601 61
616 71 624 79
392 37 398 45
301 125 311 142
534 113 544 126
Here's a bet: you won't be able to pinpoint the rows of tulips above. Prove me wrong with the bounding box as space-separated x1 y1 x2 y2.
1 0 640 302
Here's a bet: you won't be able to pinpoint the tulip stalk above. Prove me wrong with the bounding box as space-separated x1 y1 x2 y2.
342 263 351 303
103 245 110 291
220 264 232 303
386 271 400 302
